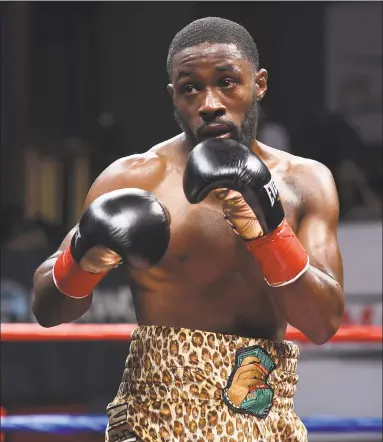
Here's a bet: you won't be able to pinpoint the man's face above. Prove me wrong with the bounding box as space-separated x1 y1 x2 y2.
168 43 267 147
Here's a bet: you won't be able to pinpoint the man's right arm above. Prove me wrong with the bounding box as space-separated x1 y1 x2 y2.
32 152 166 328
32 226 90 327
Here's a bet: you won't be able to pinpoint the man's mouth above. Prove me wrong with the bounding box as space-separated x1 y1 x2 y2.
199 124 233 141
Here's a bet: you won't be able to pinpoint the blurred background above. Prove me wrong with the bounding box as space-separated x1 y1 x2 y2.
1 1 382 441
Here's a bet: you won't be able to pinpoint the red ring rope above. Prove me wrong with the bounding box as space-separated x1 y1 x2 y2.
1 324 381 342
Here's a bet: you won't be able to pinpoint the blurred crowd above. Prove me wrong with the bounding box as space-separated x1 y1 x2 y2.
260 112 382 221
1 110 381 253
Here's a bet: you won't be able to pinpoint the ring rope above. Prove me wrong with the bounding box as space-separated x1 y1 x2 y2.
1 324 382 342
1 415 382 433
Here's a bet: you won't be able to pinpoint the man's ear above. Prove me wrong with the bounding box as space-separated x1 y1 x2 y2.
167 84 175 102
255 69 268 101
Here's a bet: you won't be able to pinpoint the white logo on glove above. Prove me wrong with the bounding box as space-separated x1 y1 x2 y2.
264 180 279 207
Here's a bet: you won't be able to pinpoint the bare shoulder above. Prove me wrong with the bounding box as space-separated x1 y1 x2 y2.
283 151 339 215
85 149 167 207
260 143 339 215
84 134 184 207
261 143 335 185
288 153 335 187
150 133 185 160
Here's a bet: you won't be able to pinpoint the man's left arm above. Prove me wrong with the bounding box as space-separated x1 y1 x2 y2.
182 142 344 344
272 162 345 344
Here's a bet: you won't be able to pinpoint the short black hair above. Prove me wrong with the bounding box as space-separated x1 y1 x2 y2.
167 17 259 78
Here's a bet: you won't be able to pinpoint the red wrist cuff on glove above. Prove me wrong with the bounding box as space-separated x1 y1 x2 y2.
53 246 107 298
246 218 309 287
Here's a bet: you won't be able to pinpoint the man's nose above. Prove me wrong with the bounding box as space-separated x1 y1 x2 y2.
198 90 226 121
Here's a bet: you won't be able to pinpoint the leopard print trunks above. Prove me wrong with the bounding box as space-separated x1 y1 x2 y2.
105 325 307 442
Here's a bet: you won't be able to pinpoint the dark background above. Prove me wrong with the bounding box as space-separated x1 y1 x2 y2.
2 2 381 236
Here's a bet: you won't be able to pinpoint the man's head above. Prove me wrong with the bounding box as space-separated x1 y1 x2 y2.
167 17 268 147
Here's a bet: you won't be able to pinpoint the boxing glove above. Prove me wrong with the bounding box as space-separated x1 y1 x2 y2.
183 139 309 287
53 188 170 298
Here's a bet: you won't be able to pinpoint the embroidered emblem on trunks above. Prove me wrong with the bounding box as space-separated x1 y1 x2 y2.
222 345 276 418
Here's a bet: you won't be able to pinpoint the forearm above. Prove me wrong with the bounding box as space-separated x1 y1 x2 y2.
272 265 344 345
32 255 92 328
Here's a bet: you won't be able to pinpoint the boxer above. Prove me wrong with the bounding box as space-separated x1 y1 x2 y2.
32 17 344 442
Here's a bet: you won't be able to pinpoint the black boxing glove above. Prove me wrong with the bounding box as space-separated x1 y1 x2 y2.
183 139 309 287
53 188 170 298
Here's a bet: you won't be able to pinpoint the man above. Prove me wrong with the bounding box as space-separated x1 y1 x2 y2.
32 17 344 442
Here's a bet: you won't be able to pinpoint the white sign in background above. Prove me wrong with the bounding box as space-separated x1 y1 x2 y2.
338 222 382 296
325 3 382 144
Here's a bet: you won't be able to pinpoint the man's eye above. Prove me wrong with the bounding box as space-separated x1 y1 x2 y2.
219 78 236 88
182 84 198 95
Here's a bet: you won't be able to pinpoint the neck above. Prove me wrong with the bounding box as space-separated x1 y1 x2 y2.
251 139 268 161
180 132 193 151
173 133 193 165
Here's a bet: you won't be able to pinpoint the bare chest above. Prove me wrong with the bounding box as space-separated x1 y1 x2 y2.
150 170 302 283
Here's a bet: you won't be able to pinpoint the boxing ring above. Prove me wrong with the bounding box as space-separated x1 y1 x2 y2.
1 323 382 441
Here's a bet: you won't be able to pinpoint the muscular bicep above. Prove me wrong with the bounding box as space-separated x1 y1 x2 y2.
296 162 344 288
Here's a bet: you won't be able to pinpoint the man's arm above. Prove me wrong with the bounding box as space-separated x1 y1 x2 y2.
183 141 345 344
32 152 166 327
272 161 345 344
32 226 91 327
